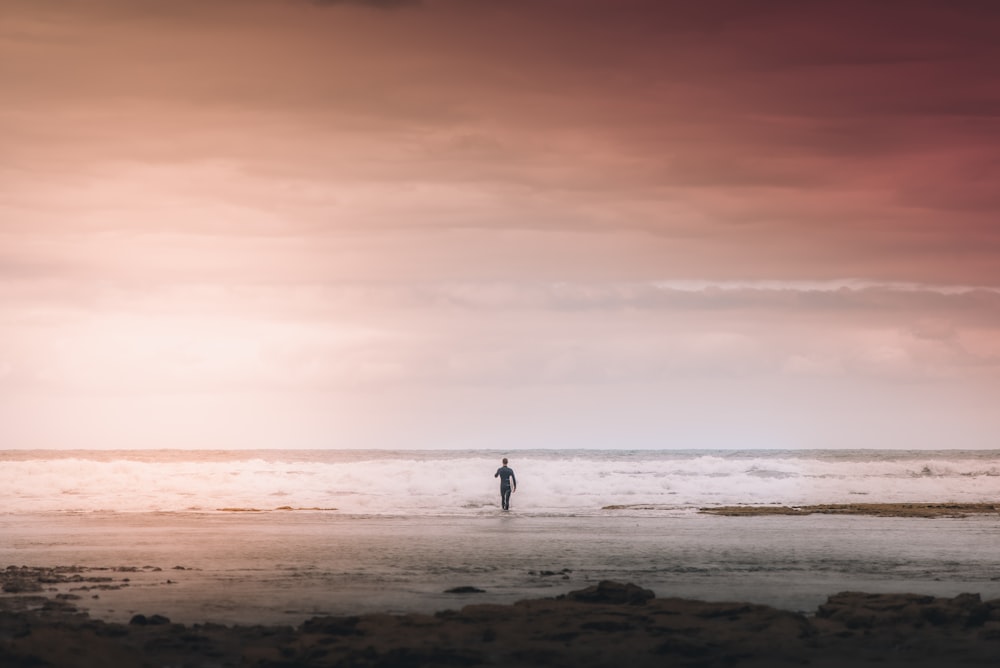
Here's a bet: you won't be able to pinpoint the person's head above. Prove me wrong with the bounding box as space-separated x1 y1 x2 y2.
502 458 508 465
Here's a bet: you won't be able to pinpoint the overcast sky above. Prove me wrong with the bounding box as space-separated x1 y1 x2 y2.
2 0 999 449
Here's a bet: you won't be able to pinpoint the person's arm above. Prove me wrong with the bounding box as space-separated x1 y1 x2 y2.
511 470 517 491
495 469 500 478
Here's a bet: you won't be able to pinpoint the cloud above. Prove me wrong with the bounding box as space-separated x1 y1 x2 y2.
308 0 420 8
3 0 998 272
3 273 1000 397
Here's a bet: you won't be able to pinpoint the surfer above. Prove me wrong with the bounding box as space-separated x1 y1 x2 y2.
495 458 516 511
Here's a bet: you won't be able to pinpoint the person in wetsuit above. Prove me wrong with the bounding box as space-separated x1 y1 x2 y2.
495 457 516 511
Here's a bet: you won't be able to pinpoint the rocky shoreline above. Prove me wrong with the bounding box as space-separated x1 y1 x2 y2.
4 571 1000 667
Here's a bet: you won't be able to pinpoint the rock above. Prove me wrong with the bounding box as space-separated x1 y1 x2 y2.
300 616 363 636
2 579 43 594
563 581 655 605
128 613 171 626
817 591 991 629
445 586 486 594
7 582 1000 667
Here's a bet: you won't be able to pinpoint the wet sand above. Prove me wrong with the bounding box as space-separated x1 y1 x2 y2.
6 511 1000 626
699 503 1000 518
3 573 1000 667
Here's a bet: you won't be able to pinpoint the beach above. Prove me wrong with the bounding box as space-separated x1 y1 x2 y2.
4 509 1000 665
3 450 1000 664
4 511 1000 624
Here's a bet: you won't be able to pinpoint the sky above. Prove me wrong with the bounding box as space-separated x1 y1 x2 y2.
2 0 999 450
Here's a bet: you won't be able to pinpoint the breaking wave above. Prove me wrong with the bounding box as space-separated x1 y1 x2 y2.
1 449 998 516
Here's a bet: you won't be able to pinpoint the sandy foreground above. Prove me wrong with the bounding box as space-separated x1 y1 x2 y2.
4 569 1000 667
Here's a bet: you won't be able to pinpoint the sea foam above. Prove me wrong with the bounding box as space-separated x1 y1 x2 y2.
1 449 998 515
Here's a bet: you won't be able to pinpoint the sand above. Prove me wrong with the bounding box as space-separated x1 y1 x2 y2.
699 503 1000 518
4 570 1000 667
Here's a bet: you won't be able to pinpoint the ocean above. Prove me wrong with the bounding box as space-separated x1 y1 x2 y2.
2 449 999 625
3 448 999 515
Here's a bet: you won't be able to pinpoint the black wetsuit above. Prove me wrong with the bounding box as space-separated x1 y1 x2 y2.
495 466 516 510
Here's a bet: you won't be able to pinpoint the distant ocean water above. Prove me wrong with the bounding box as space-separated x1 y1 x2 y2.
2 449 998 516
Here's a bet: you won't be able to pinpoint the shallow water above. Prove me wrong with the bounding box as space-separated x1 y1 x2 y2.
3 510 999 625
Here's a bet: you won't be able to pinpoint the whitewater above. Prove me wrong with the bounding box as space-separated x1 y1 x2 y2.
1 449 998 515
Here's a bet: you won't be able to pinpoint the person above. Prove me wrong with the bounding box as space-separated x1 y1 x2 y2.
494 458 516 511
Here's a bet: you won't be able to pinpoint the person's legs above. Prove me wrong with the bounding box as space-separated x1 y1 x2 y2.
501 486 511 510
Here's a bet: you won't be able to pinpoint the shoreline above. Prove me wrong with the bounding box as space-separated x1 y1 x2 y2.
3 579 1000 667
698 503 1000 518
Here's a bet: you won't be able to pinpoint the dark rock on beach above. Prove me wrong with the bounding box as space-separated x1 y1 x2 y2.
5 579 1000 666
445 586 487 594
129 613 172 626
562 580 655 605
1 566 123 594
817 590 993 629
